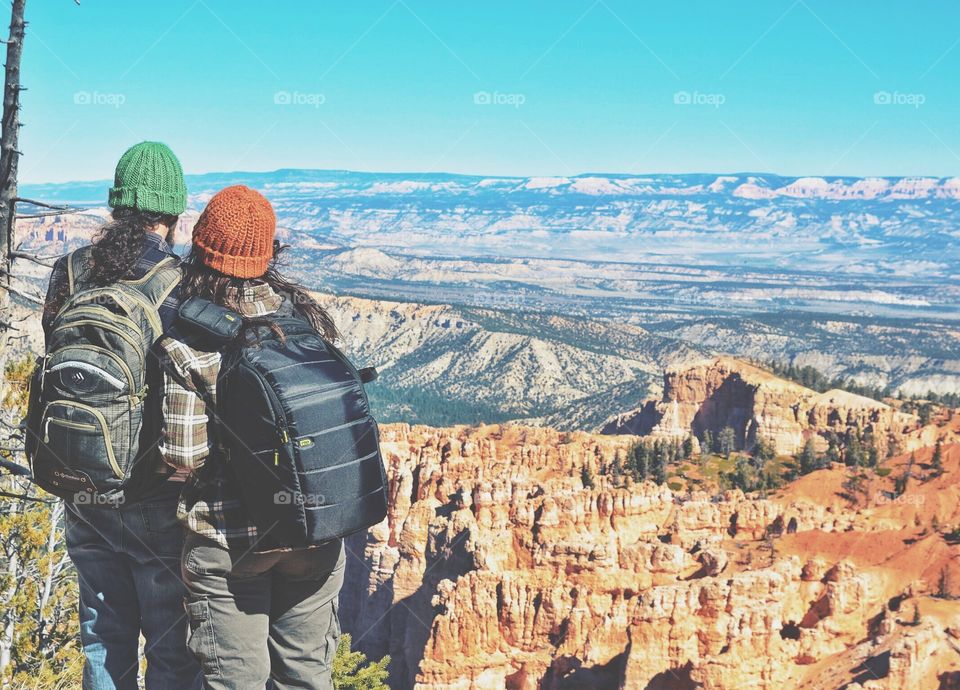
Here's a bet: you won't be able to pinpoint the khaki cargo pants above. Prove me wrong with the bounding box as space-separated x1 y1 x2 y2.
181 532 345 690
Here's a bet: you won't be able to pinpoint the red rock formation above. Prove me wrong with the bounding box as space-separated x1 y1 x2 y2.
339 423 960 689
602 357 917 455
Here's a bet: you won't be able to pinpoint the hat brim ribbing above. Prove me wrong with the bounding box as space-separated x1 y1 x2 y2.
109 185 186 215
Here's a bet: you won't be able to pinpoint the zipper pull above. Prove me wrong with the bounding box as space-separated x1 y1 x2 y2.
274 450 280 466
43 418 51 443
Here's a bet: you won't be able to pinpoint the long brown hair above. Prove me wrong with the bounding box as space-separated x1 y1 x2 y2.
179 243 339 342
88 208 178 285
42 208 178 325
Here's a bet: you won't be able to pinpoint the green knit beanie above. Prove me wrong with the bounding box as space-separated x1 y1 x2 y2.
108 141 187 215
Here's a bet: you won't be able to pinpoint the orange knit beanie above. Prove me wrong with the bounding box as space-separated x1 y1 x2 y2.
192 185 276 279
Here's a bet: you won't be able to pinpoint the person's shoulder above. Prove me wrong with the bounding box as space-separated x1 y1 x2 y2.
49 253 67 276
159 326 222 377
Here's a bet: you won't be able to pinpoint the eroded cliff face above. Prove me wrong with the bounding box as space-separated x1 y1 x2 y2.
339 423 960 690
602 357 918 455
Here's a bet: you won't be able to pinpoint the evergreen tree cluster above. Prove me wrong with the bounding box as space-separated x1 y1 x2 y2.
699 427 737 457
926 391 960 407
764 360 886 401
765 360 960 413
619 437 693 485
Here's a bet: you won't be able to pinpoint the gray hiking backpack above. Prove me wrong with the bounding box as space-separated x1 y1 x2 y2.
26 246 180 505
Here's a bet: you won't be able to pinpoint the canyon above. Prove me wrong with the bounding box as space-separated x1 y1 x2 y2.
340 421 960 689
8 171 959 689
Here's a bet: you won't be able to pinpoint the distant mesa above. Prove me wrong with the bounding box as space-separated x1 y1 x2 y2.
323 246 404 277
602 356 916 455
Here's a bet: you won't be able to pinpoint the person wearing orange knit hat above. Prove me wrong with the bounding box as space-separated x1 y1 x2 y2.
191 184 277 279
157 185 345 689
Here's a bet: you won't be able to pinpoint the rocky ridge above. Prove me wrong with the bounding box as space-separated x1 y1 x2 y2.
602 357 921 456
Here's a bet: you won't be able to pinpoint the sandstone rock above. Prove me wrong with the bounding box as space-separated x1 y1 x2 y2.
338 423 960 690
697 547 728 576
602 356 917 455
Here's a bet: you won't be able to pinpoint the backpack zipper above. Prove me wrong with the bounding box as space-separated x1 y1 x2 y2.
51 320 144 370
43 401 122 478
50 344 136 392
60 305 140 333
239 359 292 464
44 417 96 440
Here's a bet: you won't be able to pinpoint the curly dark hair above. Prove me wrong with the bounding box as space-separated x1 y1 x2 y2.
179 243 339 342
87 208 178 286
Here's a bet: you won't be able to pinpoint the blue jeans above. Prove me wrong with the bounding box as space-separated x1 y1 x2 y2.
65 481 202 690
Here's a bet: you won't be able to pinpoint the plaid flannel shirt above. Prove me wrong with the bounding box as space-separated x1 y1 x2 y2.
158 283 288 552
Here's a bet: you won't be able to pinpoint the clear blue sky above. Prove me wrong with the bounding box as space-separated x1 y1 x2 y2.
18 0 960 182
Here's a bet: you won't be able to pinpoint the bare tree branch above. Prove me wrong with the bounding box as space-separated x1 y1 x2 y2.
2 280 42 304
12 197 69 210
9 248 57 267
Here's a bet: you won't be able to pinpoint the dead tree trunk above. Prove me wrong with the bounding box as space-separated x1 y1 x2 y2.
0 0 26 401
0 0 25 283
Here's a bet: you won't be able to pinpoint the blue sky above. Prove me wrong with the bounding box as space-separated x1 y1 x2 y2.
19 0 960 182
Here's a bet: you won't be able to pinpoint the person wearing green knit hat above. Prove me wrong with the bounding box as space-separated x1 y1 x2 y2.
39 141 202 689
108 140 187 216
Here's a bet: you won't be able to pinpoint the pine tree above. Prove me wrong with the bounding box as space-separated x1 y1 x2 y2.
702 430 714 455
825 433 842 465
932 439 944 474
580 465 595 490
846 433 865 468
1 358 84 686
866 441 879 468
938 567 953 600
651 440 667 485
623 443 637 479
799 438 819 475
609 452 622 482
894 452 917 497
332 633 390 689
754 437 776 464
911 603 921 626
732 456 755 493
634 442 649 482
718 427 736 459
682 436 695 460
842 470 865 503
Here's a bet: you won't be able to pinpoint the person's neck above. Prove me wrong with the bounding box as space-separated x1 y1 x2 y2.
147 223 174 245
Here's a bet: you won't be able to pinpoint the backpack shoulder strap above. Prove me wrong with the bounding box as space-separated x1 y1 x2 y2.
122 257 181 309
66 246 94 296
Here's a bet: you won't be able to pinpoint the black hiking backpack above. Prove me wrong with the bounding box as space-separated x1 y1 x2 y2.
26 247 180 505
177 297 388 548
